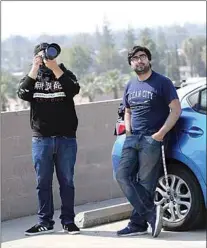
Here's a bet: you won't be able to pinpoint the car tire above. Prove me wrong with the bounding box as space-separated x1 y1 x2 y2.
156 163 205 231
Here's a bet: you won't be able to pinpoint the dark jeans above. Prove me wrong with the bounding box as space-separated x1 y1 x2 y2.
32 136 77 227
115 134 163 230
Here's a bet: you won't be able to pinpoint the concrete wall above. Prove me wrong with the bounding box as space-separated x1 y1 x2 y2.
1 99 123 221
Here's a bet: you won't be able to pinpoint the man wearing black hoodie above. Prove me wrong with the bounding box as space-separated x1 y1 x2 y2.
17 43 80 236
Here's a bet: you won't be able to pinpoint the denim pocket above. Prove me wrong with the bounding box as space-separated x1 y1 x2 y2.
61 137 77 149
151 137 161 144
125 134 133 139
123 134 137 149
144 135 161 146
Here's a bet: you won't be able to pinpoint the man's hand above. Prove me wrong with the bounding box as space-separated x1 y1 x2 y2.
152 99 181 142
44 59 59 71
126 130 132 136
151 131 165 142
32 55 43 70
44 59 64 79
28 55 43 79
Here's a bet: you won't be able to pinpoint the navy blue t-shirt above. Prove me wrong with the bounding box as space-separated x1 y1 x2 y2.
123 71 179 133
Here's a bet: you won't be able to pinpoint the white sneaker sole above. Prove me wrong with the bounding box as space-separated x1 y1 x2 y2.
63 229 80 235
117 231 148 237
153 205 163 238
25 229 54 236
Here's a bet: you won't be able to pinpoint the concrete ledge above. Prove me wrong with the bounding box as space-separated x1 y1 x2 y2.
75 202 132 228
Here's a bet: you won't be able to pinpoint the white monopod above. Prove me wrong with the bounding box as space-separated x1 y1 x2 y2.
161 143 170 192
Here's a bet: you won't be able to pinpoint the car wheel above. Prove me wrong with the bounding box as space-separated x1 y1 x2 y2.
155 163 205 231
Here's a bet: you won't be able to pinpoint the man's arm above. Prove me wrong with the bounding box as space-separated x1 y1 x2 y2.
17 55 43 102
45 60 80 98
152 99 181 141
124 107 132 136
56 71 80 98
17 75 36 102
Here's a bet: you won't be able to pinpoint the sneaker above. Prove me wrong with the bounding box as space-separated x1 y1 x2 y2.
62 223 80 235
117 226 148 237
25 224 54 236
150 205 164 238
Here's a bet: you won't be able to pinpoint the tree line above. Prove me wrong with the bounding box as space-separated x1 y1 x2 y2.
1 21 206 111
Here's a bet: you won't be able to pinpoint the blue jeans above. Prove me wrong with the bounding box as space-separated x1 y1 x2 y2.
32 136 77 227
115 134 162 230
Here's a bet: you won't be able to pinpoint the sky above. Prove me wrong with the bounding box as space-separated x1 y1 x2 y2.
1 1 206 40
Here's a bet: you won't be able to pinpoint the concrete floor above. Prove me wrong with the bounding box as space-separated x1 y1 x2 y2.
1 200 205 248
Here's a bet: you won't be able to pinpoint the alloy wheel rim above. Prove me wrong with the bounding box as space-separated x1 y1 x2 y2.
155 174 192 223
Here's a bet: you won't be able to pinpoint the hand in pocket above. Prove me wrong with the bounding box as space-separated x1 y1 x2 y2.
151 132 164 142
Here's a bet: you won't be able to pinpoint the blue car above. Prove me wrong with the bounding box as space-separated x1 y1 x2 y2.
112 79 206 231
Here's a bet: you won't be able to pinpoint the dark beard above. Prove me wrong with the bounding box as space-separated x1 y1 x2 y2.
134 64 150 75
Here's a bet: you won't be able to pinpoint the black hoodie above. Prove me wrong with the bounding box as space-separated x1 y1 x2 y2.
17 64 80 137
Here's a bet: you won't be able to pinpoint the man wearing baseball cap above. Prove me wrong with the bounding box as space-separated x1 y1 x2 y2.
17 42 81 236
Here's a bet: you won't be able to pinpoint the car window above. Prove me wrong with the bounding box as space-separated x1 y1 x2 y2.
200 89 207 111
188 91 199 109
187 88 206 114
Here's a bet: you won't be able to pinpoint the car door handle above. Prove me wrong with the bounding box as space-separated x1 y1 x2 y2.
181 126 204 137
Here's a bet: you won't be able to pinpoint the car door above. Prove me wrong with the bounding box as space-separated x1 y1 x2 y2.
177 86 206 182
